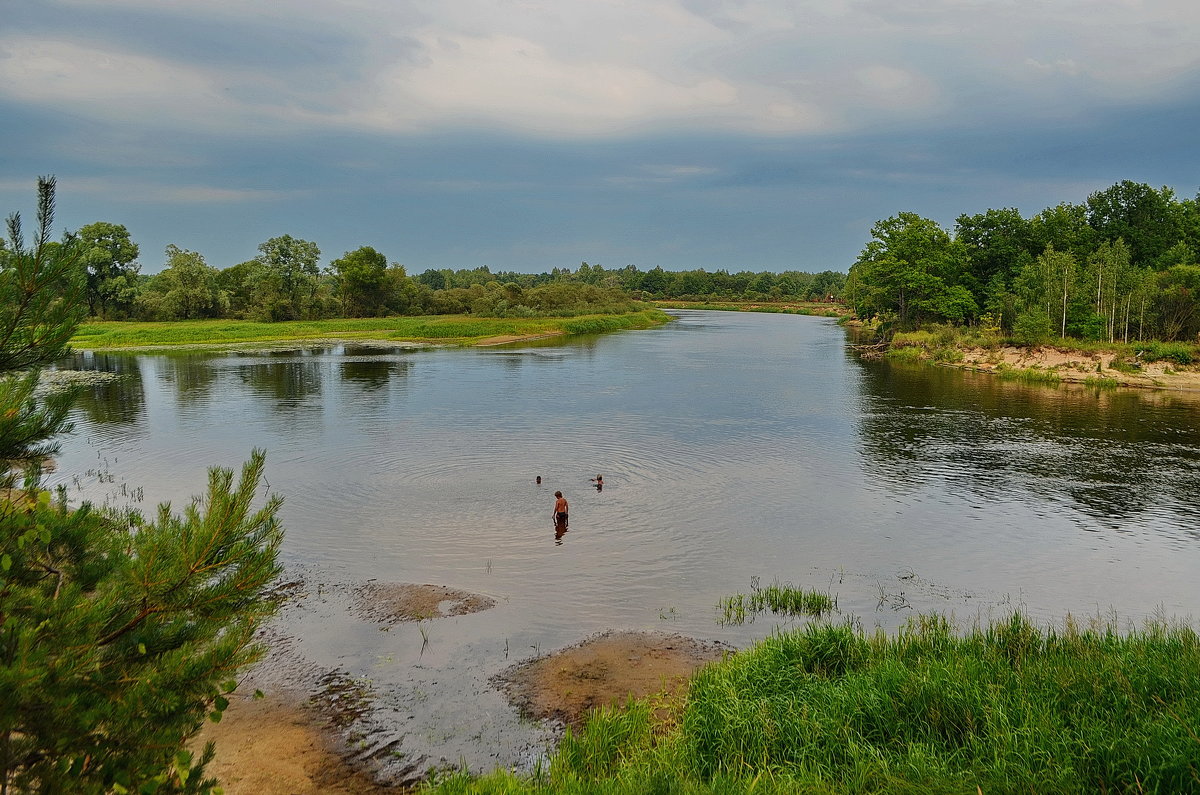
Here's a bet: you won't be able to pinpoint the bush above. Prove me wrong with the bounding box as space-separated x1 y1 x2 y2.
1013 310 1054 346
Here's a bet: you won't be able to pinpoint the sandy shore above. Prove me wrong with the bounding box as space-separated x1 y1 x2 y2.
950 345 1200 392
195 693 395 795
193 581 730 792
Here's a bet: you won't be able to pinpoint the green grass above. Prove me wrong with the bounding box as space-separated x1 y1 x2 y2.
718 583 837 625
993 364 1062 386
426 613 1200 794
70 311 671 350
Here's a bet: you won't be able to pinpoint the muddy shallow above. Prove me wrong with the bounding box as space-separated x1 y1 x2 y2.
497 630 731 729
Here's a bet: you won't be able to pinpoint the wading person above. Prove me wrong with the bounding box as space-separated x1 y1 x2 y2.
552 491 568 528
590 474 603 491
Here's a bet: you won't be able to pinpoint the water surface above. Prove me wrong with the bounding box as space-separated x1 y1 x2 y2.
53 310 1200 773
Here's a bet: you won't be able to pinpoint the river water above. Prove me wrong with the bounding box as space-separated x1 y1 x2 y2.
51 310 1200 775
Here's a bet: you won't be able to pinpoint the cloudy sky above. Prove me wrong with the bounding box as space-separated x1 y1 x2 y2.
3 0 1199 274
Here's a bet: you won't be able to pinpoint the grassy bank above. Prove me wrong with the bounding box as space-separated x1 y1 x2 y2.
653 300 850 318
427 613 1200 794
70 310 671 350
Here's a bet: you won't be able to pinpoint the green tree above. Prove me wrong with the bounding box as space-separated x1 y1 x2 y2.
138 246 227 320
954 207 1031 298
1085 181 1184 268
847 212 976 327
1014 244 1078 340
0 177 85 476
1155 264 1200 341
1 179 284 794
253 235 321 321
331 246 389 317
77 222 141 319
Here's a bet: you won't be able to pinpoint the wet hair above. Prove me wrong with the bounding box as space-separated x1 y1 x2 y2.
554 491 563 498
596 474 603 479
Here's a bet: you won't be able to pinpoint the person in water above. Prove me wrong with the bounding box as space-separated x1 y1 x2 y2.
536 475 542 484
590 474 603 491
553 491 568 526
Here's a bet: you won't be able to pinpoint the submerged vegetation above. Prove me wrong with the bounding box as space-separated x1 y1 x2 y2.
427 613 1200 794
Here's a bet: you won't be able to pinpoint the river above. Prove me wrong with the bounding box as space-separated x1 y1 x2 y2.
51 309 1200 775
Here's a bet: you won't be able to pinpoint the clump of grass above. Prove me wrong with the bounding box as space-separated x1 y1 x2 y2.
428 612 1200 794
884 345 924 363
718 582 836 625
1083 375 1120 389
995 365 1062 385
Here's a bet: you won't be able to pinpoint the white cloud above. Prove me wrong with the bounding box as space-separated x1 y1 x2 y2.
6 0 1200 141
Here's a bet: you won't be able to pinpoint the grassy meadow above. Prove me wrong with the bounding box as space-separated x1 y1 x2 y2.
69 310 671 350
427 613 1200 794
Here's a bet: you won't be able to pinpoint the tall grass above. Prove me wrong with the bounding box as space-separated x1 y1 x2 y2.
70 311 670 349
426 613 1200 794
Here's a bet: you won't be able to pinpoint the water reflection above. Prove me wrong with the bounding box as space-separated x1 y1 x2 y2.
235 356 323 412
61 351 145 427
339 358 410 391
153 353 220 406
854 359 1200 532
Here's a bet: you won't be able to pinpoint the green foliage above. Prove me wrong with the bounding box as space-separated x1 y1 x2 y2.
846 212 977 327
1 454 283 794
1 179 285 794
77 222 141 319
1012 309 1054 346
0 177 86 480
1134 341 1198 366
137 246 227 321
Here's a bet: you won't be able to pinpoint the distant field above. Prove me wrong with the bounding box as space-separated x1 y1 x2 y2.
71 311 671 350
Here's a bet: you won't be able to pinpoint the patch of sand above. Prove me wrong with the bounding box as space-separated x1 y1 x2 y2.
352 582 496 624
496 631 731 729
194 693 393 795
954 345 1200 392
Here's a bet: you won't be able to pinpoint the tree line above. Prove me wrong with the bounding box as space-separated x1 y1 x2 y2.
845 180 1200 342
6 221 846 325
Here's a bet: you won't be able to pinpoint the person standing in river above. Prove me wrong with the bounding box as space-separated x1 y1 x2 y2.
553 491 568 528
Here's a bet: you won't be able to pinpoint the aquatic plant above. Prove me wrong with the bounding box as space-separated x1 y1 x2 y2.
717 582 836 625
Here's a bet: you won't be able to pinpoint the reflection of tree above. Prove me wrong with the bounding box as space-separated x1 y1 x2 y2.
153 353 219 406
854 357 1200 526
63 352 146 427
339 357 409 392
236 352 323 412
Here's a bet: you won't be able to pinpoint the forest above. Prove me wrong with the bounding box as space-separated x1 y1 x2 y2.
846 180 1200 342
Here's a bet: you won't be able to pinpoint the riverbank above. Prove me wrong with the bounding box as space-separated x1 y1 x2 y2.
868 326 1200 392
651 299 850 318
69 310 671 350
